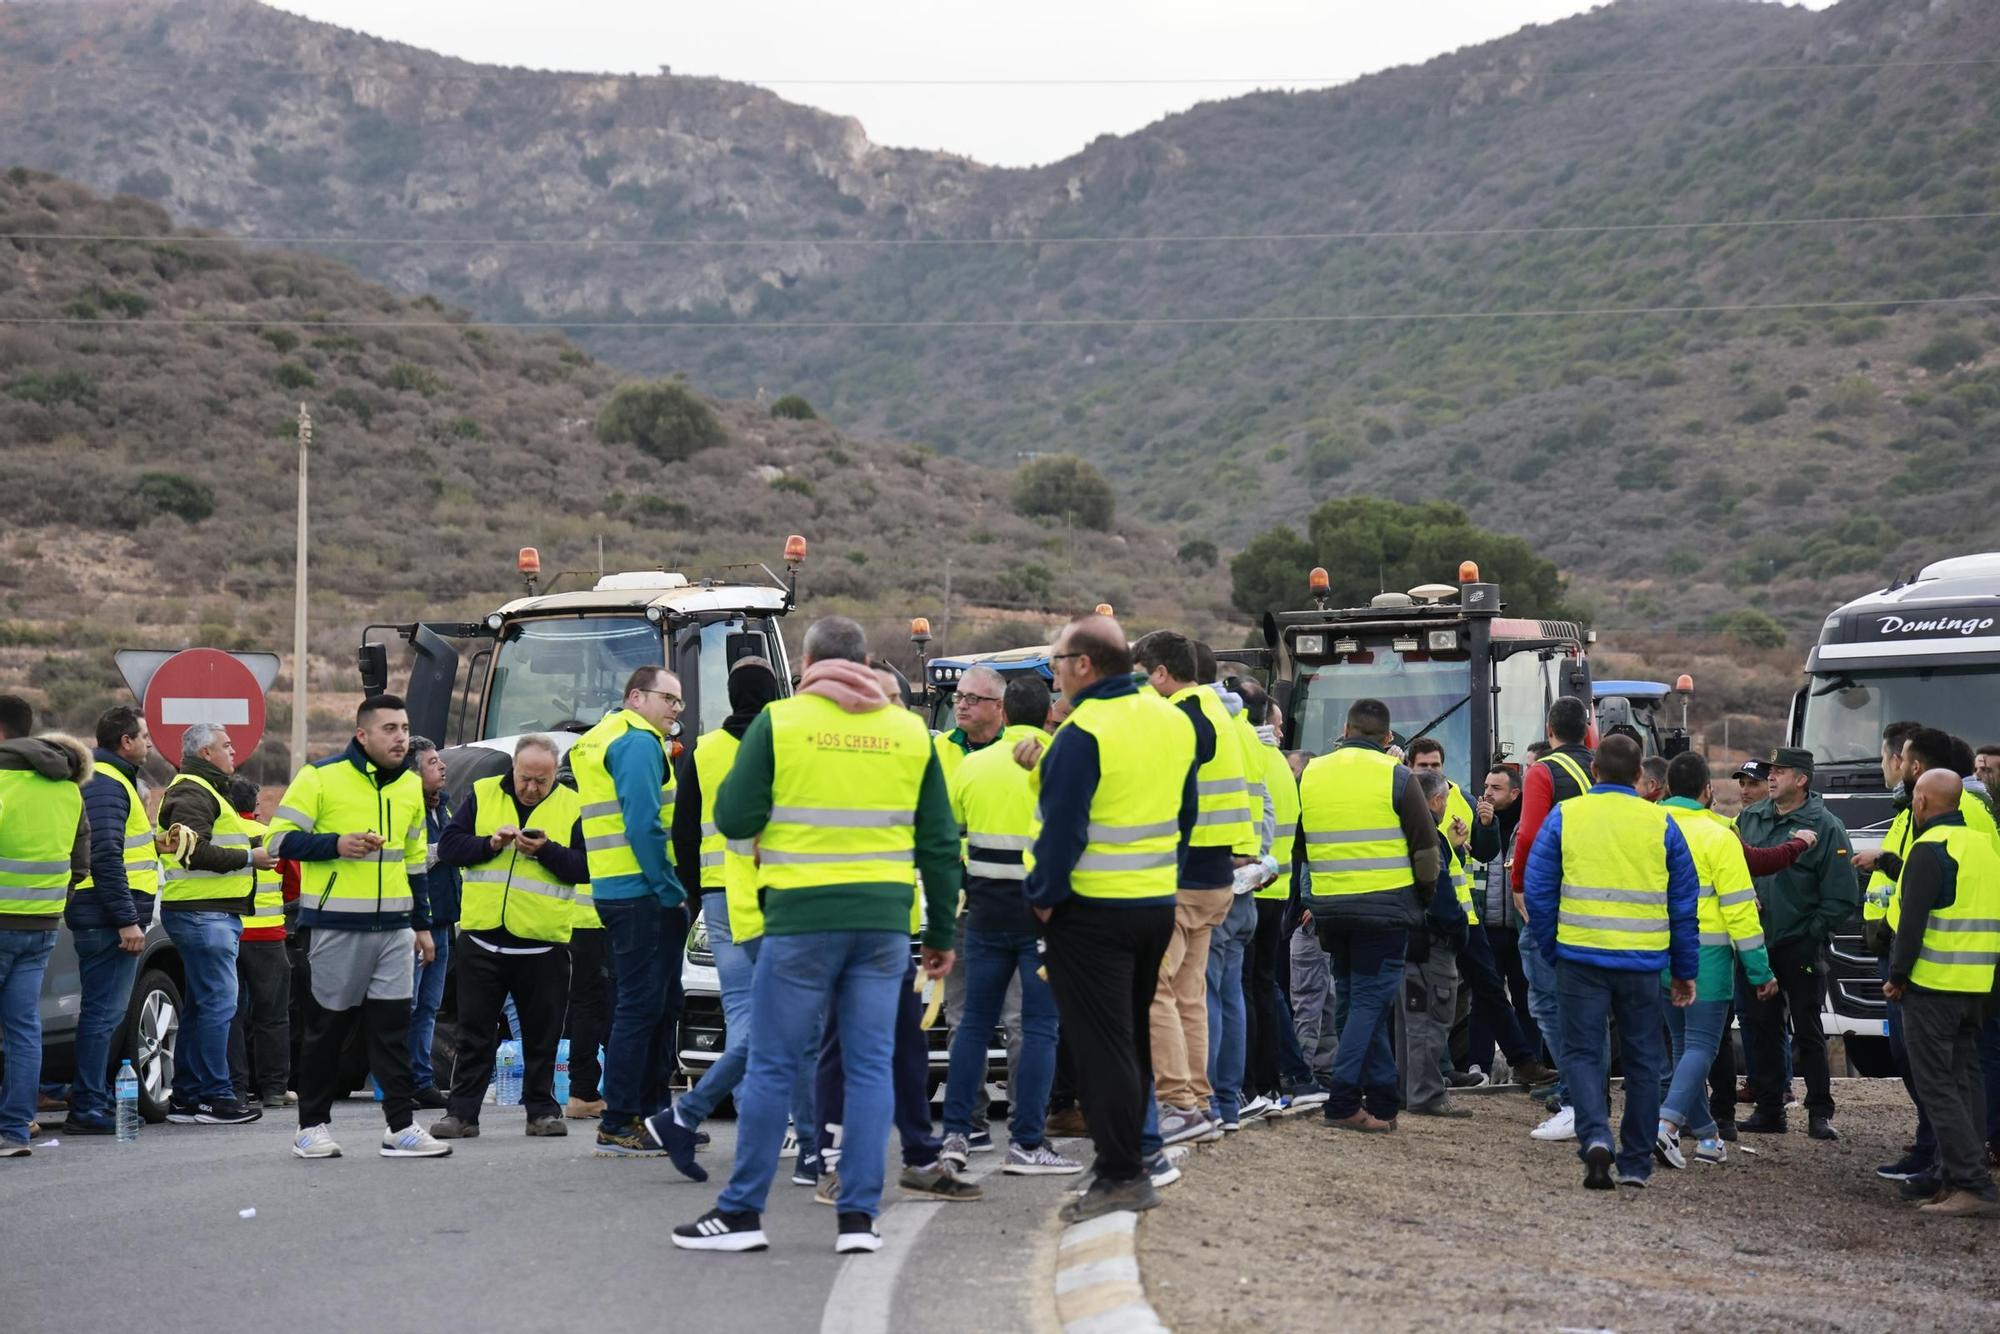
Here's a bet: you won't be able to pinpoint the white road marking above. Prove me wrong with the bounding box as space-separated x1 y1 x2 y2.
818 1155 1007 1334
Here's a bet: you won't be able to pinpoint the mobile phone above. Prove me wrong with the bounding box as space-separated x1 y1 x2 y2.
521 828 544 838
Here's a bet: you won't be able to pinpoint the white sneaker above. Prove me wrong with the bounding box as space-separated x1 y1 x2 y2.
381 1123 453 1158
779 1125 800 1160
1530 1106 1577 1142
1004 1141 1085 1175
1238 1095 1275 1123
292 1124 342 1159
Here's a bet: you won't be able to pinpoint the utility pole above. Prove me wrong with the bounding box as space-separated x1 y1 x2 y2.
290 403 312 773
940 558 953 657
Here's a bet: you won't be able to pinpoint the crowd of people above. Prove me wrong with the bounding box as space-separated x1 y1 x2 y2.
2 610 1997 1247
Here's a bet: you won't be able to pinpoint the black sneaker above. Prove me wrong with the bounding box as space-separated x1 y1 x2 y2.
1808 1113 1839 1142
1060 1174 1162 1225
1900 1174 1943 1203
595 1125 666 1158
1582 1142 1615 1191
792 1151 822 1187
1877 1151 1933 1181
671 1208 768 1252
413 1086 449 1110
835 1211 882 1254
1715 1120 1738 1143
165 1098 201 1125
196 1099 262 1125
641 1108 708 1182
1739 1109 1788 1135
64 1115 115 1136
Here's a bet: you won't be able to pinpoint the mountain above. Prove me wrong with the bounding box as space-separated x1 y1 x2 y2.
0 171 1232 765
1 0 1998 636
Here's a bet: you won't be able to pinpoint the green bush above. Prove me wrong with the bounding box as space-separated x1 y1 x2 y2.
273 361 318 389
122 471 215 524
261 329 300 354
770 393 817 420
1177 538 1219 568
1913 331 1981 376
1738 388 1787 424
386 361 442 396
1723 607 1786 649
1010 454 1114 531
6 369 94 407
327 386 374 426
594 380 728 461
446 416 483 440
770 475 815 497
1229 525 1317 617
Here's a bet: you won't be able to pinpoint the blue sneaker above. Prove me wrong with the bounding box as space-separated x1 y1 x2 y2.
642 1107 708 1181
966 1129 995 1154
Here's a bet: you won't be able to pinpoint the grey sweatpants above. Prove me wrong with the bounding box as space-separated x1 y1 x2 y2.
1395 943 1459 1111
1288 923 1339 1084
307 927 415 1010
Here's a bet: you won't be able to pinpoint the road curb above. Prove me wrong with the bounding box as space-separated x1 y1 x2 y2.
1054 1210 1169 1334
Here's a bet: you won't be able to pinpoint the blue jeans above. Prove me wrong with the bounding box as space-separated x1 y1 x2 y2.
409 926 450 1088
69 928 142 1121
1521 938 1564 1085
1557 959 1667 1182
1324 927 1405 1121
162 911 242 1104
721 930 905 1218
597 896 688 1132
1204 893 1256 1122
944 928 1059 1147
817 957 939 1169
0 929 58 1143
1661 993 1730 1139
678 896 817 1136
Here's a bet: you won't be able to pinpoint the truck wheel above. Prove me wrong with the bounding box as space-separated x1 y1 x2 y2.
123 970 183 1124
1844 1034 1894 1078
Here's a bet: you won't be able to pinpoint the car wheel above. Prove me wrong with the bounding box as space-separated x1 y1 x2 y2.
125 970 182 1124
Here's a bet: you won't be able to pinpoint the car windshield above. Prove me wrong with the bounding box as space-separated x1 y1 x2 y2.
1800 666 2000 766
484 616 662 737
1291 657 1473 788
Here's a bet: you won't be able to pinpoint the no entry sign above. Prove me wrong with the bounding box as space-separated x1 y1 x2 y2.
143 647 268 766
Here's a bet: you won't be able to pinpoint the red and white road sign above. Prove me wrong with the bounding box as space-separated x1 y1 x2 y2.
144 648 268 766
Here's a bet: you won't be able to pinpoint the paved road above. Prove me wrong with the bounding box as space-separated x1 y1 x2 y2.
0 1101 1069 1331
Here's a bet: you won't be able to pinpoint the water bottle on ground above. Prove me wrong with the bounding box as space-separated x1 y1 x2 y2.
496 1040 523 1106
115 1061 140 1143
553 1038 571 1106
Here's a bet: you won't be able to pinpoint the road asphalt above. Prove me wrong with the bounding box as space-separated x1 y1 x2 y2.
0 1100 1069 1332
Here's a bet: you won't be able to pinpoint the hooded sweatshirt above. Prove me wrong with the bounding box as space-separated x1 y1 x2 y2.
671 660 783 893
0 734 92 929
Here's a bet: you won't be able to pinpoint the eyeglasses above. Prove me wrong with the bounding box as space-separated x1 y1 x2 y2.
1050 653 1085 664
956 693 1001 706
638 689 684 709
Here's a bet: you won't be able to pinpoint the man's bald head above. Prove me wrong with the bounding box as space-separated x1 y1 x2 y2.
1912 767 1964 830
1059 614 1130 681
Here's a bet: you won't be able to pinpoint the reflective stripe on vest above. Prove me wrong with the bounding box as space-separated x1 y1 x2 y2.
1256 742 1299 901
0 766 81 915
759 694 932 893
956 724 1043 884
268 757 426 919
1170 686 1255 851
1664 805 1765 956
1906 821 2000 992
460 775 579 943
160 772 254 905
1863 806 1911 923
1055 692 1194 900
695 729 765 941
1541 751 1592 800
1884 793 1997 932
78 763 160 899
568 709 675 887
1299 746 1412 904
1556 792 1671 954
238 817 285 930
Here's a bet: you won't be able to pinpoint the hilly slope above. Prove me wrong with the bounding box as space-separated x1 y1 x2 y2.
1 0 1997 634
0 172 1232 769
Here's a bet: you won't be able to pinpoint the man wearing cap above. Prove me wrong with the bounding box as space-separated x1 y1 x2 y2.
1732 759 1771 812
1734 747 1858 1140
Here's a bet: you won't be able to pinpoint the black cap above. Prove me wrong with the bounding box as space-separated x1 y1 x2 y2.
1770 747 1815 776
1732 758 1770 782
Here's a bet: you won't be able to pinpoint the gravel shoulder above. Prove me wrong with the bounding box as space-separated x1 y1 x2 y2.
1139 1080 2000 1334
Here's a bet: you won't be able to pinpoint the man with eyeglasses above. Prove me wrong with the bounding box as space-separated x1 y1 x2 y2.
566 665 691 1156
934 666 1024 1155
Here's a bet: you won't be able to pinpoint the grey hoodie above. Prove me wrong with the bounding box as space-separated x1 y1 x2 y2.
0 734 92 929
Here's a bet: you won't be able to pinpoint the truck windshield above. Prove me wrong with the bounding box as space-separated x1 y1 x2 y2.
1291 658 1472 784
485 616 662 738
1801 666 2000 766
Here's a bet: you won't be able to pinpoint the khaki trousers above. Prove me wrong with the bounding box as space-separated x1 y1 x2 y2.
1150 888 1233 1109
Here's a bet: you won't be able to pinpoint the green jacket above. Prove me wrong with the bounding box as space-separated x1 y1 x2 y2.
714 708 962 950
1734 793 1859 949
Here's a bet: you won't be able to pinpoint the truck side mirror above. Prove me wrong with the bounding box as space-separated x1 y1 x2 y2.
358 641 389 696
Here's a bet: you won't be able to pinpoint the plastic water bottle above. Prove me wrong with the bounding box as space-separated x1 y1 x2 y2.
552 1038 571 1106
114 1061 141 1143
495 1041 523 1106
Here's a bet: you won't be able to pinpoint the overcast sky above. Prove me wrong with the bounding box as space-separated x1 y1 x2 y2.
270 1 1838 167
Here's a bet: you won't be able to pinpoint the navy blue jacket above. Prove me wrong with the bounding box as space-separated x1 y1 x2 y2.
1025 674 1199 910
424 795 462 926
69 748 149 930
284 740 433 932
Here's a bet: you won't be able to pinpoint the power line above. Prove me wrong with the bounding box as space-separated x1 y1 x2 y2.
0 293 1992 333
19 58 2000 87
7 209 1994 252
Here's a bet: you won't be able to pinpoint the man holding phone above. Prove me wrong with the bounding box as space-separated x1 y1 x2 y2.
430 735 588 1139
